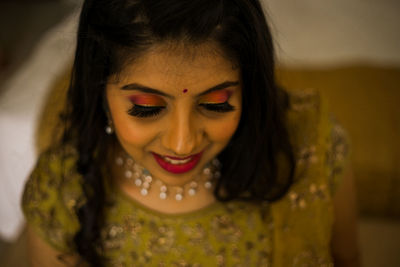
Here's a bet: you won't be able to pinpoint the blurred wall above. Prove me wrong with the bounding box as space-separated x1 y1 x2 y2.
262 0 400 67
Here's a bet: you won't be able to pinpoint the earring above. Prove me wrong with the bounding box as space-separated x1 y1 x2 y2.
105 117 114 135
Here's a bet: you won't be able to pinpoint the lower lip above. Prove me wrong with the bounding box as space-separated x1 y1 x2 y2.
152 152 203 174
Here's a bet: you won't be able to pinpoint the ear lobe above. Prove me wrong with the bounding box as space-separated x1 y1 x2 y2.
102 91 114 134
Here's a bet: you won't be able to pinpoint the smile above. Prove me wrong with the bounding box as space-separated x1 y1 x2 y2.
152 151 203 174
162 156 192 164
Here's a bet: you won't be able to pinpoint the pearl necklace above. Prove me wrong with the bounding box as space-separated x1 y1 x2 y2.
115 154 221 201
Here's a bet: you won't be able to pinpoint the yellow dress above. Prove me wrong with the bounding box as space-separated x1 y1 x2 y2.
22 89 349 266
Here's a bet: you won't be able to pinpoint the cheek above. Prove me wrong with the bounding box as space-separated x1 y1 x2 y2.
206 113 241 143
113 115 153 147
107 92 157 147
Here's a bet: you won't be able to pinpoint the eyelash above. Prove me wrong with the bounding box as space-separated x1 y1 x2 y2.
199 102 235 113
128 102 235 118
127 105 165 118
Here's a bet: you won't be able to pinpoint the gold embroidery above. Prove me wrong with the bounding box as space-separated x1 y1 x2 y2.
21 88 346 266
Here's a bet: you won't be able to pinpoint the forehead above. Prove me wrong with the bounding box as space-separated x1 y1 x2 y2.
113 43 239 92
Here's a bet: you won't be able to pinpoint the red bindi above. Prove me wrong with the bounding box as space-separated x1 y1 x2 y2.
183 89 188 93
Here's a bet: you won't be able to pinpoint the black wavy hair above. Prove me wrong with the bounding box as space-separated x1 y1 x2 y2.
63 0 295 265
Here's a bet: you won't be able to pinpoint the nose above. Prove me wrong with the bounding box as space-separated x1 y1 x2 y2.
161 109 201 156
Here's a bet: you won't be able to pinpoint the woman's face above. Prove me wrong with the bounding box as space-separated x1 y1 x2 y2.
106 44 242 186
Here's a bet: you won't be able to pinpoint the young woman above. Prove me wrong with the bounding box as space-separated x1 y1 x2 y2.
22 0 359 266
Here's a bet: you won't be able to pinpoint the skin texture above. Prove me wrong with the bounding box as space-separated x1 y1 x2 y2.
106 44 242 213
26 43 360 267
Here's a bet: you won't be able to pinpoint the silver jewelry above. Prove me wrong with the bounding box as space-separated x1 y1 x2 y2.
115 154 221 201
105 118 114 135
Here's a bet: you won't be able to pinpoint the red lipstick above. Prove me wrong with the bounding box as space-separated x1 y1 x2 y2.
152 151 203 174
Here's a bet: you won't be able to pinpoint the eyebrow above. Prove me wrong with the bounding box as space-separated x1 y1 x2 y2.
120 81 240 98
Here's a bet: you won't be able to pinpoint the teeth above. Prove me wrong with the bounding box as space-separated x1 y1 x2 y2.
162 156 192 165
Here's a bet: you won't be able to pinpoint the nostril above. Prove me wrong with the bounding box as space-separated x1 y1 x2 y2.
161 113 201 155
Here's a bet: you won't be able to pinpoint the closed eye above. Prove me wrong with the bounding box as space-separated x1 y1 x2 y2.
199 102 235 112
127 102 234 118
127 105 165 118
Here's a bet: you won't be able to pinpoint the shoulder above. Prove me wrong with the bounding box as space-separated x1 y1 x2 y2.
22 144 82 209
285 88 323 143
285 88 349 187
270 88 350 265
282 88 350 197
22 144 83 253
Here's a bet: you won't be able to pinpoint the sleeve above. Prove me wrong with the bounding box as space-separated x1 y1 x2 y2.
271 90 350 266
285 88 351 195
21 147 81 253
324 114 351 196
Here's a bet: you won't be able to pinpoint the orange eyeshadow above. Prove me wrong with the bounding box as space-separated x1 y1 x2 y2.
199 90 232 104
128 95 165 106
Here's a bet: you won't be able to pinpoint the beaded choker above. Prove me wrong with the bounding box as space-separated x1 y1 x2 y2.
115 154 221 201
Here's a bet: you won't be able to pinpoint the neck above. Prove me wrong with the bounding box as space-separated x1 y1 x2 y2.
109 145 218 214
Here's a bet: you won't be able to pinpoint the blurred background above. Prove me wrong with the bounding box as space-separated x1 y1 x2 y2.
0 0 399 266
